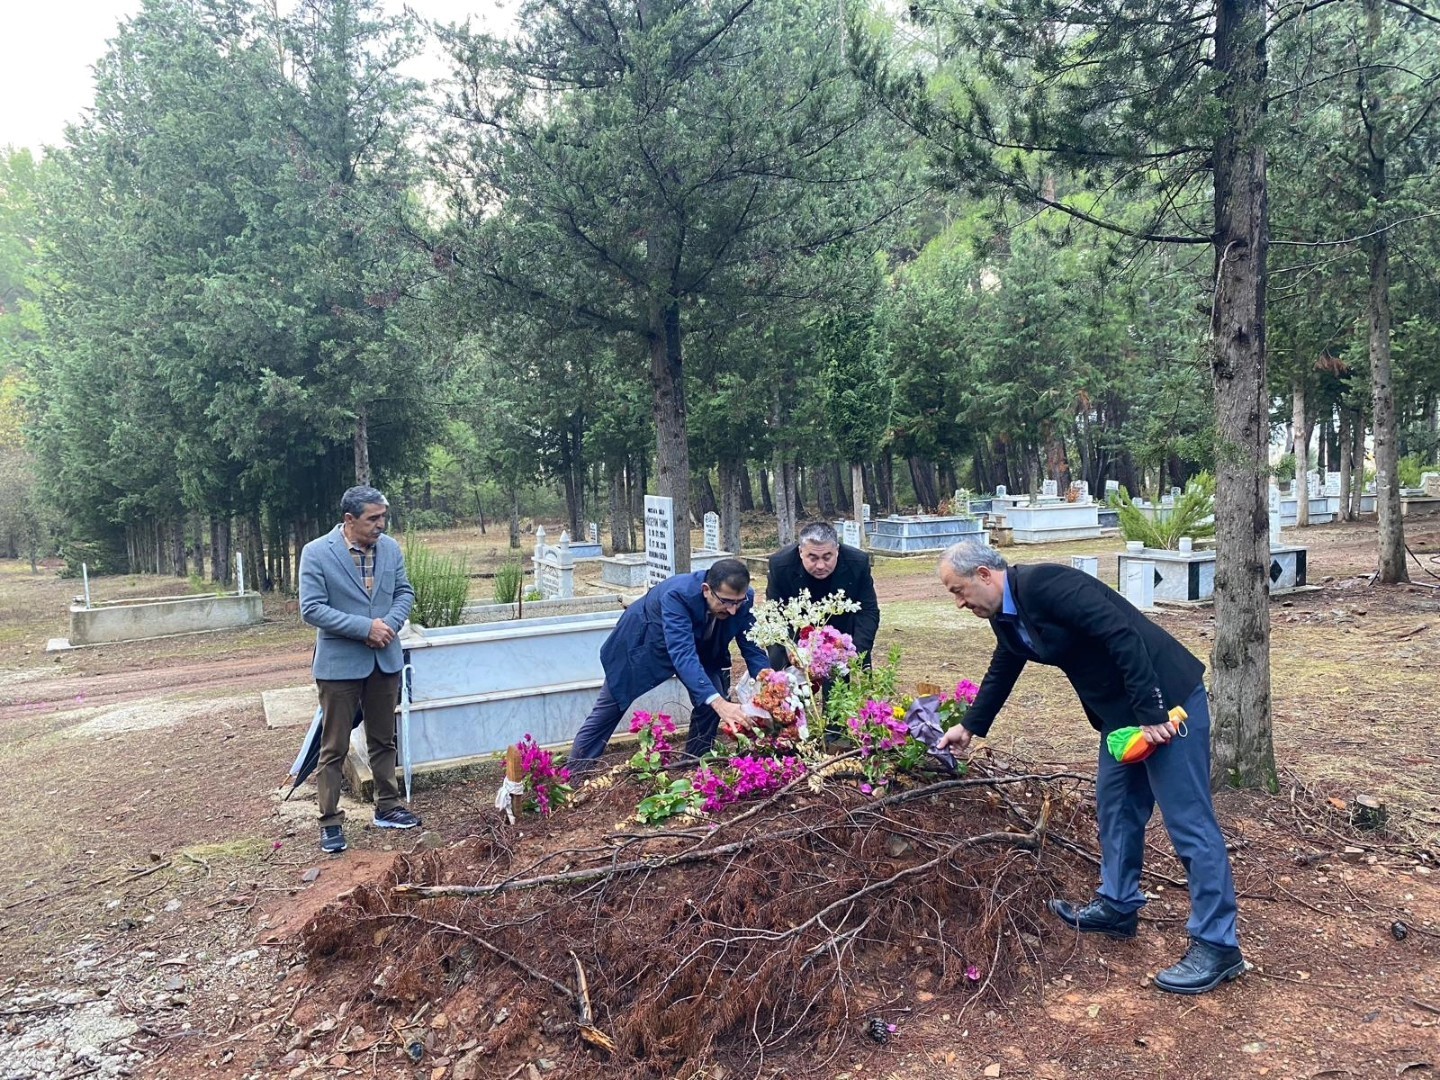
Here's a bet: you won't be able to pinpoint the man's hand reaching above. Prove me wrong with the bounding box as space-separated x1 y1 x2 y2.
937 723 973 753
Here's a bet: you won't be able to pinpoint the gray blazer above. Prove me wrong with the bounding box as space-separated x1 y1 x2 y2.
299 525 415 680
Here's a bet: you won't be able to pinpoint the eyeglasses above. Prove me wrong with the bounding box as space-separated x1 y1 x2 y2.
709 591 746 609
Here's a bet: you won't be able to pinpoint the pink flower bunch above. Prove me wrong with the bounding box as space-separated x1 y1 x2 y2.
629 710 677 763
948 679 981 705
796 625 858 681
692 755 806 813
518 734 571 816
847 698 909 758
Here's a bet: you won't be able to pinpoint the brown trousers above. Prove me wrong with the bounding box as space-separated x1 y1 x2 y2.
315 667 403 827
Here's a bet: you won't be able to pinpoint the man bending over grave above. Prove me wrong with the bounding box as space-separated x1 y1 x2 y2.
568 559 771 771
765 521 880 672
934 541 1244 995
299 486 422 855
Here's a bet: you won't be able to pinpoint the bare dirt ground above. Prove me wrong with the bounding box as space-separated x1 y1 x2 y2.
0 519 1437 1080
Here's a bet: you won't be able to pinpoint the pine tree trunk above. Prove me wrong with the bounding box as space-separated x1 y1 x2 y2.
193 515 205 581
718 458 744 554
815 463 836 518
1208 0 1276 792
758 467 774 515
354 406 371 486
739 464 755 512
508 486 521 550
609 466 630 554
1362 0 1407 582
1338 409 1354 522
1292 380 1310 527
774 455 798 547
851 462 865 542
648 296 692 573
1350 409 1366 518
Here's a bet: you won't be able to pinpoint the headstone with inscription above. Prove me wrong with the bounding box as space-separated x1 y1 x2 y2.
588 521 600 545
1070 555 1099 578
1041 480 1058 499
995 485 1008 498
702 511 720 553
1105 479 1120 496
861 503 872 522
840 520 862 548
644 496 676 588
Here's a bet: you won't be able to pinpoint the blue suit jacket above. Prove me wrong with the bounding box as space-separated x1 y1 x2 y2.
600 571 770 707
299 526 414 680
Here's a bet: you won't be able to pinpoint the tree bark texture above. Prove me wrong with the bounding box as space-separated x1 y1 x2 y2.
647 296 692 573
1208 0 1277 792
1361 0 1407 582
851 462 865 543
353 406 371 486
1349 409 1366 519
1338 409 1354 522
719 458 744 554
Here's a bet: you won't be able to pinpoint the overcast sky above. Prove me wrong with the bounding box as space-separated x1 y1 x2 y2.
1 0 516 156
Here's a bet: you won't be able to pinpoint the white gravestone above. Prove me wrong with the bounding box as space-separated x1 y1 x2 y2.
1077 481 1090 502
1307 472 1323 499
995 485 1007 498
1122 557 1156 611
588 521 600 545
1105 479 1120 495
861 503 871 522
1171 486 1182 502
703 511 720 552
531 528 575 600
1323 473 1342 498
644 495 676 588
1070 555 1099 577
1422 472 1440 498
1268 486 1283 545
1041 480 1058 498
840 520 862 548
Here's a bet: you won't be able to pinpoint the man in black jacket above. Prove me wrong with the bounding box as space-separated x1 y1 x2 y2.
935 541 1243 995
765 522 880 670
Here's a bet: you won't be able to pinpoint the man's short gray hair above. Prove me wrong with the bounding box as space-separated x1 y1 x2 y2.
940 541 1007 577
798 522 840 549
341 485 389 518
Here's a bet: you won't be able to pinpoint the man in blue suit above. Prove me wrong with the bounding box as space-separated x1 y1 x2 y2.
568 558 771 770
299 485 422 854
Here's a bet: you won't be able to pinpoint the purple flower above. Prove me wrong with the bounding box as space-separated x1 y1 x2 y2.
965 964 981 981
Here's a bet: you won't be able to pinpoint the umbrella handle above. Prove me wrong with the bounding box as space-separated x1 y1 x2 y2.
400 663 415 804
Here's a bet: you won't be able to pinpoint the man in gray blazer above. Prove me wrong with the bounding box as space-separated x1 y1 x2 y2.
299 485 421 854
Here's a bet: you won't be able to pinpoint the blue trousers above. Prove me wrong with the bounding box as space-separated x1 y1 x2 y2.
568 669 729 768
1095 682 1239 949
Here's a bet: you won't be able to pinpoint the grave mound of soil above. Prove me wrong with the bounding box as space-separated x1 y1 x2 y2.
296 757 1102 1077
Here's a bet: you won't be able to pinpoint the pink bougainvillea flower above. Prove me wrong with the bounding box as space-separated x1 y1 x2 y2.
965 964 982 981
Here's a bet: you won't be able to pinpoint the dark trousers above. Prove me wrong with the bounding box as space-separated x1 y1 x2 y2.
569 668 730 768
1094 682 1239 949
316 667 402 827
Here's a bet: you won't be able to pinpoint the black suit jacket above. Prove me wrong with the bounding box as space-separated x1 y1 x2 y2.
765 543 880 667
962 563 1205 738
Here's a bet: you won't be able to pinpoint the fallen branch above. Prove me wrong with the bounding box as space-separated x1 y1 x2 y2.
570 951 616 1053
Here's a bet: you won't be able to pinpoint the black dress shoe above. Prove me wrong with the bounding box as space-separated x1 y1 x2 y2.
1155 938 1246 994
1048 896 1139 939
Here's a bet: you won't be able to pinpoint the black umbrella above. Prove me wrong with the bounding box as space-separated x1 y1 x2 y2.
285 704 363 800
